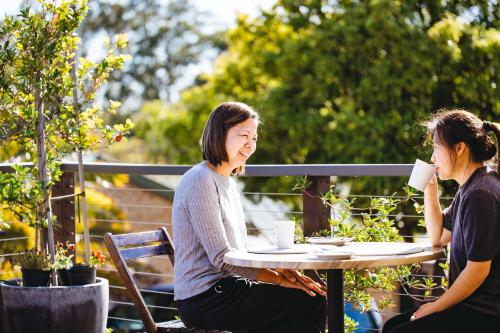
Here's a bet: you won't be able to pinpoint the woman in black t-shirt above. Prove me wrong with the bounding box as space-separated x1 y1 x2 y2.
383 109 500 333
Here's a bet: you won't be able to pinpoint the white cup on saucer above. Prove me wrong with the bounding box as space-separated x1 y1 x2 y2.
274 221 295 249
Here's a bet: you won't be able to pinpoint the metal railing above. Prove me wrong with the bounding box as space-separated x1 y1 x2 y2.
0 162 449 332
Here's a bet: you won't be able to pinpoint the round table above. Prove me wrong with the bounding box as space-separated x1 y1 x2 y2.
224 242 445 333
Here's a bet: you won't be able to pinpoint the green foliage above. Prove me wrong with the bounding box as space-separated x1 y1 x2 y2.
306 184 448 332
88 250 106 268
0 0 131 274
53 241 75 270
0 165 40 227
0 0 131 232
79 0 220 105
16 249 51 270
135 0 498 202
132 100 202 163
344 315 359 333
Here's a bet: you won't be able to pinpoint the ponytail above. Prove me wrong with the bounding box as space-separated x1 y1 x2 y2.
483 121 500 174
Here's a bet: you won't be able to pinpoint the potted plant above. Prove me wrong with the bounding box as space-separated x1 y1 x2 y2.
16 249 52 287
0 0 131 332
56 241 106 286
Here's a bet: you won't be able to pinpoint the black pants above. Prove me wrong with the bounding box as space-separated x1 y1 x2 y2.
178 276 327 333
382 305 500 333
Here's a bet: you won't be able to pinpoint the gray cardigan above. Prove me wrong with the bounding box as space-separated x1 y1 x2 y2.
172 162 259 300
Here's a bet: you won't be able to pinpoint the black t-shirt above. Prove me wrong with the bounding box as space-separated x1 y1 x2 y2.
443 167 500 316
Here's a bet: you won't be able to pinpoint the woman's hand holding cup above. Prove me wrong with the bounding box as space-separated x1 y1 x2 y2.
424 174 438 192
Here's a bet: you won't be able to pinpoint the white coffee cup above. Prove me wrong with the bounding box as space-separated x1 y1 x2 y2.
274 221 295 249
408 159 437 192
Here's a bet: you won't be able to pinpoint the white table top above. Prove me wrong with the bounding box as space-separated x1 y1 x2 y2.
224 242 445 270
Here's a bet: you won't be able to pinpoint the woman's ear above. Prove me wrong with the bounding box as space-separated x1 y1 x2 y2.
455 142 467 157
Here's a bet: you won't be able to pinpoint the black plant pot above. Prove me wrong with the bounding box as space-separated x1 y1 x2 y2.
21 268 51 287
58 264 96 286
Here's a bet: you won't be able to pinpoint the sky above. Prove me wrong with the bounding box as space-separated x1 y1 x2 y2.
0 0 275 27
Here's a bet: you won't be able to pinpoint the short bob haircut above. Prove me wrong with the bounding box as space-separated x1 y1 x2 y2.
202 102 260 176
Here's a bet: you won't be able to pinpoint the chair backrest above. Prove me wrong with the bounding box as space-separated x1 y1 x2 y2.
104 227 175 333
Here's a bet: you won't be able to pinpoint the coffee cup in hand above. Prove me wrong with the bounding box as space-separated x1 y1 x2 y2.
408 159 437 192
274 221 295 249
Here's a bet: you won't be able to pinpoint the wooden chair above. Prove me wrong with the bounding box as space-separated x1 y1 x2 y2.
104 228 230 333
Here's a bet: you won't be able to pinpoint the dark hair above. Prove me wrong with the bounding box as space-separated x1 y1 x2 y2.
425 109 499 173
201 102 259 175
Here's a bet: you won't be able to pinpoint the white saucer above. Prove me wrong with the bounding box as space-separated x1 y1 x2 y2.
247 245 309 254
313 251 352 260
306 237 352 246
341 242 425 256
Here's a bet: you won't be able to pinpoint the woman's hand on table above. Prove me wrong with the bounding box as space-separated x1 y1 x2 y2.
275 269 327 297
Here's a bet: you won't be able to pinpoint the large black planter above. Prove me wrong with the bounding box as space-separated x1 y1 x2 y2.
58 264 96 286
21 268 51 287
0 277 109 333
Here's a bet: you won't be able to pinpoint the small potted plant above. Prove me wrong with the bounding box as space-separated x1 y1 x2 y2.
15 249 52 287
55 242 106 286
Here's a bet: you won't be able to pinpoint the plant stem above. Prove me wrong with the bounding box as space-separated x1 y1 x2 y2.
71 56 91 264
35 87 57 285
78 151 90 264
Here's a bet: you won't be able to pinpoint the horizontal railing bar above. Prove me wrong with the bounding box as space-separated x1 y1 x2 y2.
243 192 302 196
244 209 304 214
87 203 172 209
109 284 174 296
357 328 381 332
85 187 455 201
410 273 446 278
69 163 416 177
381 311 402 316
0 236 32 242
86 186 455 201
93 218 167 226
339 194 454 200
88 211 426 219
88 186 175 193
109 299 177 311
98 267 173 278
107 316 142 323
369 290 442 297
89 235 104 239
1 162 416 177
0 253 19 258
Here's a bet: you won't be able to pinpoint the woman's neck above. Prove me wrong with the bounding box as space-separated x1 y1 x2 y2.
455 162 483 186
206 161 233 177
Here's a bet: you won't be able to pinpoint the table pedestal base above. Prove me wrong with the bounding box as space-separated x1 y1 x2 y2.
328 269 344 333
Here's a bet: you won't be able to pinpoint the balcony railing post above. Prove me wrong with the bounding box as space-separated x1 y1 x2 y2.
52 171 76 248
302 176 330 237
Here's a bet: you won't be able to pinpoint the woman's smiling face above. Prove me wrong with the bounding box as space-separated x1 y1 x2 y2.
224 118 258 169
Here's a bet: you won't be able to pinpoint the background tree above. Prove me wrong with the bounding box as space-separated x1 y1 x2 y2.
79 0 222 109
134 0 499 199
0 0 131 273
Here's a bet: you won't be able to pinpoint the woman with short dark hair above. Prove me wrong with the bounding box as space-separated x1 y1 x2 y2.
173 102 327 332
383 109 500 333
